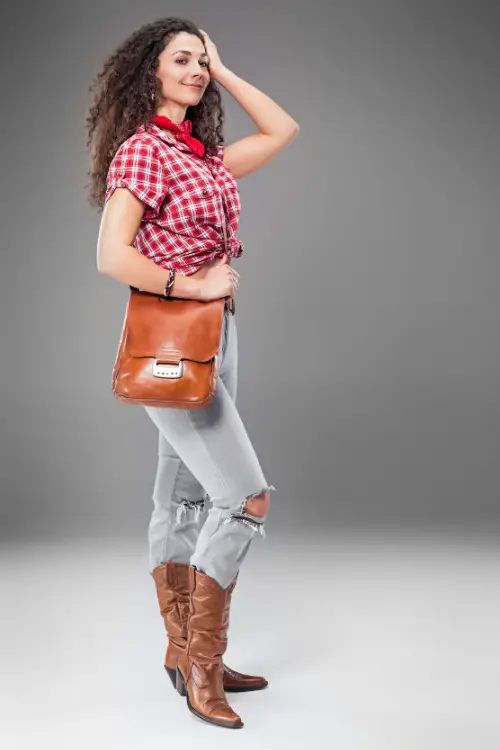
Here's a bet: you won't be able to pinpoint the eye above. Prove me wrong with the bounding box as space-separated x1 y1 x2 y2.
176 59 209 68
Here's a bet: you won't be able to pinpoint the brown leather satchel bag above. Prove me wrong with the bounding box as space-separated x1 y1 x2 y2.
111 290 226 409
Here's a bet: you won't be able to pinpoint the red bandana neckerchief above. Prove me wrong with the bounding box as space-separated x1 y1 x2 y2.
152 115 205 157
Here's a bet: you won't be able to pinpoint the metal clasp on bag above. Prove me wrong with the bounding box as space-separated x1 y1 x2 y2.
152 359 184 379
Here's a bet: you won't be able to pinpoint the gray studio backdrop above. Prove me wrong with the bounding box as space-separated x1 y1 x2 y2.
1 0 499 539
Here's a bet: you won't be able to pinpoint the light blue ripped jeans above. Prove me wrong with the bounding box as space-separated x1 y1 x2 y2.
144 303 276 590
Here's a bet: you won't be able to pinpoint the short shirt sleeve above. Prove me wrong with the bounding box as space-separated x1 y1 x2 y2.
105 136 168 218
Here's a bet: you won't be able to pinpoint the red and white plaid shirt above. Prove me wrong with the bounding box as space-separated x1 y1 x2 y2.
104 121 244 276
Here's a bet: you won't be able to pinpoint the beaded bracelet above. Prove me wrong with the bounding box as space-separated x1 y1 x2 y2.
163 269 175 298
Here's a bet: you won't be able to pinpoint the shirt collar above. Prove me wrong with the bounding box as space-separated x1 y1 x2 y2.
138 121 204 157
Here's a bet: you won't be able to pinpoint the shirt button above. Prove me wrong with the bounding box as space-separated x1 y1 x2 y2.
118 169 124 177
202 188 209 195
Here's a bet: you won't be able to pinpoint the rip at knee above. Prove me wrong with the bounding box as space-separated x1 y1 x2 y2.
243 490 271 518
175 494 209 525
223 485 276 538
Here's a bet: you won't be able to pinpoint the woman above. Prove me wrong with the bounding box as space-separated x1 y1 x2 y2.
86 17 299 729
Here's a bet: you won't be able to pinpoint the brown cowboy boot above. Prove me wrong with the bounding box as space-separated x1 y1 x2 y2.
151 562 267 692
176 566 243 728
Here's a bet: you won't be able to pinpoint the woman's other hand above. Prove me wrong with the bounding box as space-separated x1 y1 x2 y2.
198 29 226 80
199 254 240 302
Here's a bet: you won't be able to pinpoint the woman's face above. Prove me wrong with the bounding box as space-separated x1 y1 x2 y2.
155 32 210 107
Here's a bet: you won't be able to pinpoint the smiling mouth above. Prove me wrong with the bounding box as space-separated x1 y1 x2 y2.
183 84 202 89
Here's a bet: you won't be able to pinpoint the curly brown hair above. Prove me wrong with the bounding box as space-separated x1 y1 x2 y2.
85 17 225 211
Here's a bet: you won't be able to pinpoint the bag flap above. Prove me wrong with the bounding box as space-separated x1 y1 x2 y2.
124 290 225 362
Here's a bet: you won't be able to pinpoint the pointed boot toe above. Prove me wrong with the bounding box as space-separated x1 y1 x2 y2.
223 665 268 692
200 700 243 728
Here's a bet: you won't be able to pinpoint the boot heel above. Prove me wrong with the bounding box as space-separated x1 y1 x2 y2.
164 666 176 689
176 666 187 696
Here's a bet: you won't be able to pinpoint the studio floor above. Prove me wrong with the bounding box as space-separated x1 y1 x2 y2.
1 527 498 750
